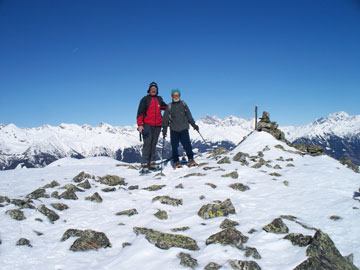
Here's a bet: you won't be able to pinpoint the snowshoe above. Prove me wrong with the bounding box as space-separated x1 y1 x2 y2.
188 159 198 168
174 162 183 169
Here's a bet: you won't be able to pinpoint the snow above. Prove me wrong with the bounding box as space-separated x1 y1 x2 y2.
1 131 359 269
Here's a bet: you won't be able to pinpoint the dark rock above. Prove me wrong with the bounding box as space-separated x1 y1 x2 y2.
128 185 139 190
217 157 231 164
77 180 92 189
183 173 206 178
177 252 198 268
220 218 239 229
154 210 168 220
229 183 250 192
175 183 184 189
233 152 250 166
69 230 111 251
116 209 138 216
244 247 261 259
143 185 166 191
205 183 217 189
229 260 261 270
222 171 239 179
61 229 84 241
284 233 312 247
85 192 103 203
59 190 78 200
209 147 230 157
51 191 61 199
16 238 32 247
51 203 69 211
263 218 289 234
198 199 236 219
122 242 132 248
60 184 84 193
307 145 324 156
11 199 35 209
133 227 199 251
152 196 183 207
38 204 60 222
26 188 50 200
102 187 116 192
206 228 249 250
73 171 95 183
269 172 282 177
0 196 10 204
294 230 359 270
171 226 190 232
340 157 359 173
43 180 60 189
98 174 126 186
205 262 222 270
330 215 342 221
6 209 26 220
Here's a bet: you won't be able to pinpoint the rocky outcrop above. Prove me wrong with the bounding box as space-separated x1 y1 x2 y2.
85 192 103 203
257 111 285 141
263 218 289 234
26 188 50 200
6 209 26 220
97 175 126 186
284 233 312 247
133 227 199 251
294 230 359 270
73 171 95 183
229 260 261 270
116 209 138 217
16 238 32 247
38 204 60 222
229 183 250 192
152 196 183 206
177 252 198 268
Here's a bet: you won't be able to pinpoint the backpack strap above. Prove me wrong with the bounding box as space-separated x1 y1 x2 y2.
168 101 187 122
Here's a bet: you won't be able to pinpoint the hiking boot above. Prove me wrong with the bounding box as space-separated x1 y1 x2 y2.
188 159 198 167
149 163 159 170
174 162 183 169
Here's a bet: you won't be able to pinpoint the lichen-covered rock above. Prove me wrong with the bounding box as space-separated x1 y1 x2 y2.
263 218 289 234
330 215 342 221
16 238 32 247
269 172 282 177
217 157 231 164
0 196 10 204
26 188 50 200
133 227 199 251
143 185 166 191
42 180 60 189
51 203 69 211
171 226 190 232
98 175 126 186
51 191 61 199
284 233 312 247
233 152 250 166
102 187 116 192
307 145 324 156
61 184 84 192
152 196 183 207
77 180 92 189
73 171 95 183
11 199 35 209
229 260 261 270
177 252 198 268
69 230 111 251
154 210 168 220
244 247 262 259
128 185 139 190
209 147 230 157
274 165 282 170
116 209 138 217
206 228 249 249
229 183 250 192
205 262 222 270
294 230 359 270
222 171 239 179
61 229 84 241
38 204 60 222
6 209 26 220
340 157 359 173
183 173 206 178
220 218 239 229
85 192 103 203
175 183 184 189
205 183 217 189
59 189 79 199
198 199 236 219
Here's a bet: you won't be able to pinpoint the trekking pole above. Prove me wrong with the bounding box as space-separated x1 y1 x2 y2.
160 136 166 174
197 130 210 147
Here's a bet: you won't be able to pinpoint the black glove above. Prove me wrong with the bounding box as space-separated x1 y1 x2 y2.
162 127 167 138
193 124 199 131
141 130 150 139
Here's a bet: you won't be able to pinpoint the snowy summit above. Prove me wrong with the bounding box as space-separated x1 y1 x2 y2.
1 131 359 270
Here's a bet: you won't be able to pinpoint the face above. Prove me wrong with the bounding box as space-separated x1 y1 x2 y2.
172 93 180 102
149 87 157 96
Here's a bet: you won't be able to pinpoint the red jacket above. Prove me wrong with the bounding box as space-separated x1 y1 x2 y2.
137 95 166 127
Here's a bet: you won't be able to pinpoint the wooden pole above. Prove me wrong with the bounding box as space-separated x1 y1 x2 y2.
255 105 258 130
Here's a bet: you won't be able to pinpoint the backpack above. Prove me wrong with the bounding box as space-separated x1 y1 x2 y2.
167 101 187 122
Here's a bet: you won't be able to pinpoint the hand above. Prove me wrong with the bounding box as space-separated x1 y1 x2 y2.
193 124 199 131
141 130 150 139
138 126 144 133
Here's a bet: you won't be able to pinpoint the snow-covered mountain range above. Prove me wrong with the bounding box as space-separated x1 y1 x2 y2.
1 131 359 269
1 111 359 170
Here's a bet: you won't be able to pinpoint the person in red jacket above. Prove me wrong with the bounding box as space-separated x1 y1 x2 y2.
136 82 167 172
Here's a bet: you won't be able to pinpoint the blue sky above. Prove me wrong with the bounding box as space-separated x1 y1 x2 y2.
1 0 359 128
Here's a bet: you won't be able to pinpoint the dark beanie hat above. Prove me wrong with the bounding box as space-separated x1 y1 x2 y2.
147 82 158 93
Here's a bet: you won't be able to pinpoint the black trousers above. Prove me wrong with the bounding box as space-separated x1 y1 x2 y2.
142 124 161 165
170 129 194 163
